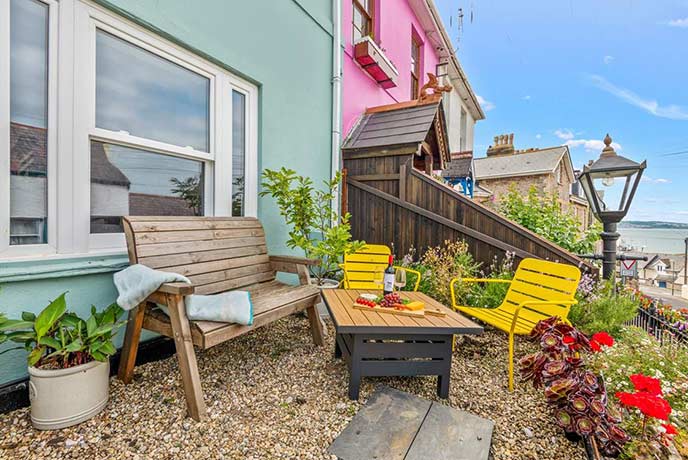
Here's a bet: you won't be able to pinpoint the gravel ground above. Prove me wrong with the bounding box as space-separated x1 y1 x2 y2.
0 316 586 460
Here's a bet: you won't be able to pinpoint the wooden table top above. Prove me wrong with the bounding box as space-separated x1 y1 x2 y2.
321 289 483 335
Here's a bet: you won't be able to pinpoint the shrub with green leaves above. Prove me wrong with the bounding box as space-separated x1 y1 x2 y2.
0 293 124 369
498 185 601 254
463 252 515 308
260 168 365 285
569 281 639 336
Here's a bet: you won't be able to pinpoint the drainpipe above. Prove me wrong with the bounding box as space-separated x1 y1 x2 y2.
331 0 343 209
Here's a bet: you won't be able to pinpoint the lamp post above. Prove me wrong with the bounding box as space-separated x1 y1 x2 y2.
578 134 646 280
684 237 687 286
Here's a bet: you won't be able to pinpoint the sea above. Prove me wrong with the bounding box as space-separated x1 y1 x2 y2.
618 228 688 255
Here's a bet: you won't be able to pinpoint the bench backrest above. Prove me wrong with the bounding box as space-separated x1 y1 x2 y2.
122 216 274 295
503 258 581 321
342 244 392 290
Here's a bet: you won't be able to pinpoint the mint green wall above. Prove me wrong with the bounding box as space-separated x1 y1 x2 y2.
0 0 335 385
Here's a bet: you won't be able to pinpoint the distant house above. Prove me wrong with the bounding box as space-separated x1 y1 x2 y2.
471 134 592 230
641 255 685 289
441 151 474 197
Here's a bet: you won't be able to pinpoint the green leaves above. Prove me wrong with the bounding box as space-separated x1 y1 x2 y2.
261 168 365 283
0 295 124 369
34 293 66 342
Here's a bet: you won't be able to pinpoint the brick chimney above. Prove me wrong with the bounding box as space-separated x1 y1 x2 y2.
450 151 473 161
486 133 515 156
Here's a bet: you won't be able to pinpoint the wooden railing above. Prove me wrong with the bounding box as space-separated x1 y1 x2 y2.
343 155 596 274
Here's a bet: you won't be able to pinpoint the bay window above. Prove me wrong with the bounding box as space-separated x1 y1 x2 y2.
0 0 258 258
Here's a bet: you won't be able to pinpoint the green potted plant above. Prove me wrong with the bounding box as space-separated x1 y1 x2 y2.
260 168 365 288
0 293 124 430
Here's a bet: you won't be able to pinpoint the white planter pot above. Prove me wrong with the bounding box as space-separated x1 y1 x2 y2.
29 360 109 430
313 278 339 290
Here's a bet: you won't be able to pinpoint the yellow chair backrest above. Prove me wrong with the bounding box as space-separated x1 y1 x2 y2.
502 258 581 320
342 244 393 290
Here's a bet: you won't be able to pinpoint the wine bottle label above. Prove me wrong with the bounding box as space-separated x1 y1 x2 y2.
383 273 395 292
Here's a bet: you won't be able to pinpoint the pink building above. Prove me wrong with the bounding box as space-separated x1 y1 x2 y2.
342 0 484 152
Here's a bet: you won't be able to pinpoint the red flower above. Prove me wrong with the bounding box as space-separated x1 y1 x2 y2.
662 424 678 436
591 332 614 347
590 340 601 352
616 391 672 421
629 374 663 396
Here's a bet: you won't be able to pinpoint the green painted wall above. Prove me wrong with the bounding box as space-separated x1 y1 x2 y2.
0 0 335 385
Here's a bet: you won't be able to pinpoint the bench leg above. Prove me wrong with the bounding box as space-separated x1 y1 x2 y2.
306 304 325 346
117 302 146 384
167 294 207 421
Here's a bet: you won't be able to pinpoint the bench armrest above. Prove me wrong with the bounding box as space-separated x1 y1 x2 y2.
270 255 319 267
449 277 512 309
158 282 195 296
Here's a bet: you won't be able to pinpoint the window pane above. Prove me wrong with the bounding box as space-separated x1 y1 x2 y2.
90 141 204 233
232 91 246 216
10 0 49 246
96 30 210 151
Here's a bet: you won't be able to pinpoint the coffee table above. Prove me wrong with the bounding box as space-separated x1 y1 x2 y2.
321 289 483 399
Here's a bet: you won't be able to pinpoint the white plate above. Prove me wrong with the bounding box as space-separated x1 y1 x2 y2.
359 293 378 301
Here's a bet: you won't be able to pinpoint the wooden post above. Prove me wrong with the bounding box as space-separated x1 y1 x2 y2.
341 168 348 217
399 164 407 202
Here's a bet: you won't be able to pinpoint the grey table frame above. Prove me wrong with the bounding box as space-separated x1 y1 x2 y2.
322 290 483 400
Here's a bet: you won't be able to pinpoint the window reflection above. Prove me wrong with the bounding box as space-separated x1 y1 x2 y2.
90 141 204 233
232 91 246 216
9 0 49 245
95 30 210 151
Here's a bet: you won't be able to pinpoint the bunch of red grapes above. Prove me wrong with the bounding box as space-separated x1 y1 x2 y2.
379 293 401 308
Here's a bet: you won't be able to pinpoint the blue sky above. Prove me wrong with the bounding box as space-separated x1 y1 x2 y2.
435 0 688 223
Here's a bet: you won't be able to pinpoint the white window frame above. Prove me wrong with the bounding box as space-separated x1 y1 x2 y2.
0 0 258 259
0 0 59 258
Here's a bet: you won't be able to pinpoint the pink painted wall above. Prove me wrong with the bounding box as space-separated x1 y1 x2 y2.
342 0 440 136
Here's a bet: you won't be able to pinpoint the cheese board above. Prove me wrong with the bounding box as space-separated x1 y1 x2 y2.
352 303 426 318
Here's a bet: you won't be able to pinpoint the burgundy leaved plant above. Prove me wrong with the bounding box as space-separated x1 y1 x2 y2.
519 316 629 457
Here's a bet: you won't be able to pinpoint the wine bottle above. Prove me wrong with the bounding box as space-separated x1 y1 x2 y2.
383 255 395 296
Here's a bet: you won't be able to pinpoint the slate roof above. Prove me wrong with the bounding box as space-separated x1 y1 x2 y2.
342 100 442 151
10 123 47 176
129 193 196 216
474 146 570 180
442 155 472 179
90 142 131 187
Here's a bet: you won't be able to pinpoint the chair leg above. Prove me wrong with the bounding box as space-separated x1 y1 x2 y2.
306 304 325 346
117 303 146 384
166 294 207 421
508 332 515 392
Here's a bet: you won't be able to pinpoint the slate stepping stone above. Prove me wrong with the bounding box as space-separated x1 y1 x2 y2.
329 386 494 460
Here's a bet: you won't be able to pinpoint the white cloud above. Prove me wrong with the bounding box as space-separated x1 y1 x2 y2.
668 17 688 27
588 74 688 120
603 55 614 65
522 95 531 100
554 129 575 140
535 134 542 139
565 138 622 152
476 95 495 112
641 176 672 184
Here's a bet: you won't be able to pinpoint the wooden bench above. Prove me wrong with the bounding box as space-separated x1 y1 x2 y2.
116 216 325 421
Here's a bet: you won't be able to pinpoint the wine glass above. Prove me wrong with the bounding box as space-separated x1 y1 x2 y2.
394 269 407 290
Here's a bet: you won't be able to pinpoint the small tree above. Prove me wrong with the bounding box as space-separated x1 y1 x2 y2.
260 168 365 285
498 185 600 254
170 176 202 215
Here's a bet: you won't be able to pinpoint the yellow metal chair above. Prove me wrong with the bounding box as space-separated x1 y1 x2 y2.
450 258 581 391
340 244 422 291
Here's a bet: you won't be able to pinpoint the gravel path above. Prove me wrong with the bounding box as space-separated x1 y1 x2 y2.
0 316 586 460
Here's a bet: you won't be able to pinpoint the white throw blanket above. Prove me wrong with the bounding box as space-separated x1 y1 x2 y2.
113 264 253 325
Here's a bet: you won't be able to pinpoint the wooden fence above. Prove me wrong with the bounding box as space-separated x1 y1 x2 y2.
343 151 596 274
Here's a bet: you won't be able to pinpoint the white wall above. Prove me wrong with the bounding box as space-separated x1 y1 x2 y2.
91 183 129 217
9 176 46 218
442 88 475 154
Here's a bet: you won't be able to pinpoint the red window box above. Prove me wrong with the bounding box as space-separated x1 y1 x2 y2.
354 37 398 89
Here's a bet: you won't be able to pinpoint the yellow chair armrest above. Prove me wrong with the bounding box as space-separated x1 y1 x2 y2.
509 300 578 334
449 277 513 310
394 266 422 291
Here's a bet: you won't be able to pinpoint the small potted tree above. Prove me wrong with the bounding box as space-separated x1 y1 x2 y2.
261 168 365 288
0 293 124 430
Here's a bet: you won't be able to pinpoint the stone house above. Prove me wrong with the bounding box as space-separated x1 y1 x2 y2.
472 134 592 230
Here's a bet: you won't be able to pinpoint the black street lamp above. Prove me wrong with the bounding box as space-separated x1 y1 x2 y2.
578 134 646 280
